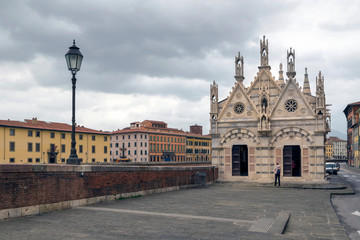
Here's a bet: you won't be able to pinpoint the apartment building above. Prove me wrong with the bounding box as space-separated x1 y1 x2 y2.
0 118 110 164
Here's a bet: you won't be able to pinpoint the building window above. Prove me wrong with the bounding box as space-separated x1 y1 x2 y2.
128 142 130 147
36 158 40 163
135 142 137 147
110 143 112 148
145 150 147 155
10 129 15 136
145 142 147 147
28 130 33 137
116 150 118 155
79 145 83 153
145 135 147 139
50 144 55 152
50 132 55 138
10 142 15 152
104 158 107 162
92 158 95 163
61 144 66 153
36 131 40 137
92 146 96 153
134 150 137 155
10 158 15 163
140 142 143 147
128 150 130 155
104 146 108 154
141 134 143 139
28 143 33 152
92 135 96 141
61 133 65 139
140 150 143 155
110 136 112 140
104 136 107 141
28 158 33 163
79 134 83 140
128 135 130 139
61 158 65 163
36 143 40 152
122 135 125 140
115 143 119 148
135 134 137 139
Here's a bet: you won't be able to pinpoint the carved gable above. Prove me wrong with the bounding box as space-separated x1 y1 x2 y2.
218 82 257 121
247 69 281 113
271 79 314 119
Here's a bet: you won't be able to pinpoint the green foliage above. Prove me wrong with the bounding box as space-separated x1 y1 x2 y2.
117 195 142 200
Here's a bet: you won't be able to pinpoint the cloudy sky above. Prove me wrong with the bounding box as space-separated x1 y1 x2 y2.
0 0 358 138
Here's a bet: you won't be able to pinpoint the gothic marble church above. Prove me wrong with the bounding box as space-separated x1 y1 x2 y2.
210 36 330 183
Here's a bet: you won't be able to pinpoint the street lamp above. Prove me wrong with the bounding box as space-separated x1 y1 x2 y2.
65 40 83 165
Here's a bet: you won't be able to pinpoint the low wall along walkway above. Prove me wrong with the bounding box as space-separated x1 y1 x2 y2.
0 164 218 220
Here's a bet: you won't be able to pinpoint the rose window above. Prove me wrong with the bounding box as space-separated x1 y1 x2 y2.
285 99 298 112
234 103 245 114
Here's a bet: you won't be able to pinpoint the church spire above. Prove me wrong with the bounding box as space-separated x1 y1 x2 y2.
278 63 285 88
315 71 325 115
286 47 296 79
210 80 219 122
259 35 270 69
303 67 311 95
234 52 244 83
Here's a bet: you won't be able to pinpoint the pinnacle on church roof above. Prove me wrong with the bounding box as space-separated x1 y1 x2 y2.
303 67 311 95
278 63 285 87
259 35 269 67
286 47 296 79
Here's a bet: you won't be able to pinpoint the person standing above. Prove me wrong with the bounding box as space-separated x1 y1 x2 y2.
274 163 281 186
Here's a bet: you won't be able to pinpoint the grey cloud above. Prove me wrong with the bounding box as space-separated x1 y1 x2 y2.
1 0 355 136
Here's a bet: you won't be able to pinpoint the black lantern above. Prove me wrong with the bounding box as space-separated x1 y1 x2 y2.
65 40 83 74
66 40 83 165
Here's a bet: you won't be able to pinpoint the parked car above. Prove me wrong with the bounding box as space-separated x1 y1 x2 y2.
326 162 338 175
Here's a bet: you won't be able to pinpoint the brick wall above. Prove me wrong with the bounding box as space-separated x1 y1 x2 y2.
0 164 218 210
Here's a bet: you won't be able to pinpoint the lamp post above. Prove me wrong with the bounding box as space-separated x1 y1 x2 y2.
65 40 83 165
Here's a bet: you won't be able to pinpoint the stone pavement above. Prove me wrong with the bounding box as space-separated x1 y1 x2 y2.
0 180 351 240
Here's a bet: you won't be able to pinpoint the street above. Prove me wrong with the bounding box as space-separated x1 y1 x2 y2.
0 181 348 239
332 163 360 240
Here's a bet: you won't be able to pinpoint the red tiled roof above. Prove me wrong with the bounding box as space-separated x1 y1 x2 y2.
111 127 211 139
111 128 149 134
327 136 346 142
0 118 108 134
143 120 167 124
183 132 211 139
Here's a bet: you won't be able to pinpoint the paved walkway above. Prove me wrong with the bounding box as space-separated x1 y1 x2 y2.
0 180 351 239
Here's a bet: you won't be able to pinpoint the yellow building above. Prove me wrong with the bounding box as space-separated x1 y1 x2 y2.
0 118 110 164
325 140 333 160
185 133 211 162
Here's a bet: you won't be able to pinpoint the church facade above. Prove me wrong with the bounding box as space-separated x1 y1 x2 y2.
210 36 330 183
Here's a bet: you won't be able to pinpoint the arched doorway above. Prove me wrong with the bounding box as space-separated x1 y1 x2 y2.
283 145 301 177
232 145 248 176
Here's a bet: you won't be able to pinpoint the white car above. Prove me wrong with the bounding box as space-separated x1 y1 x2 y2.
326 162 338 175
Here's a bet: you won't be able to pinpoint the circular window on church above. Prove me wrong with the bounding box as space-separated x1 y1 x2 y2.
234 103 245 114
285 99 298 112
